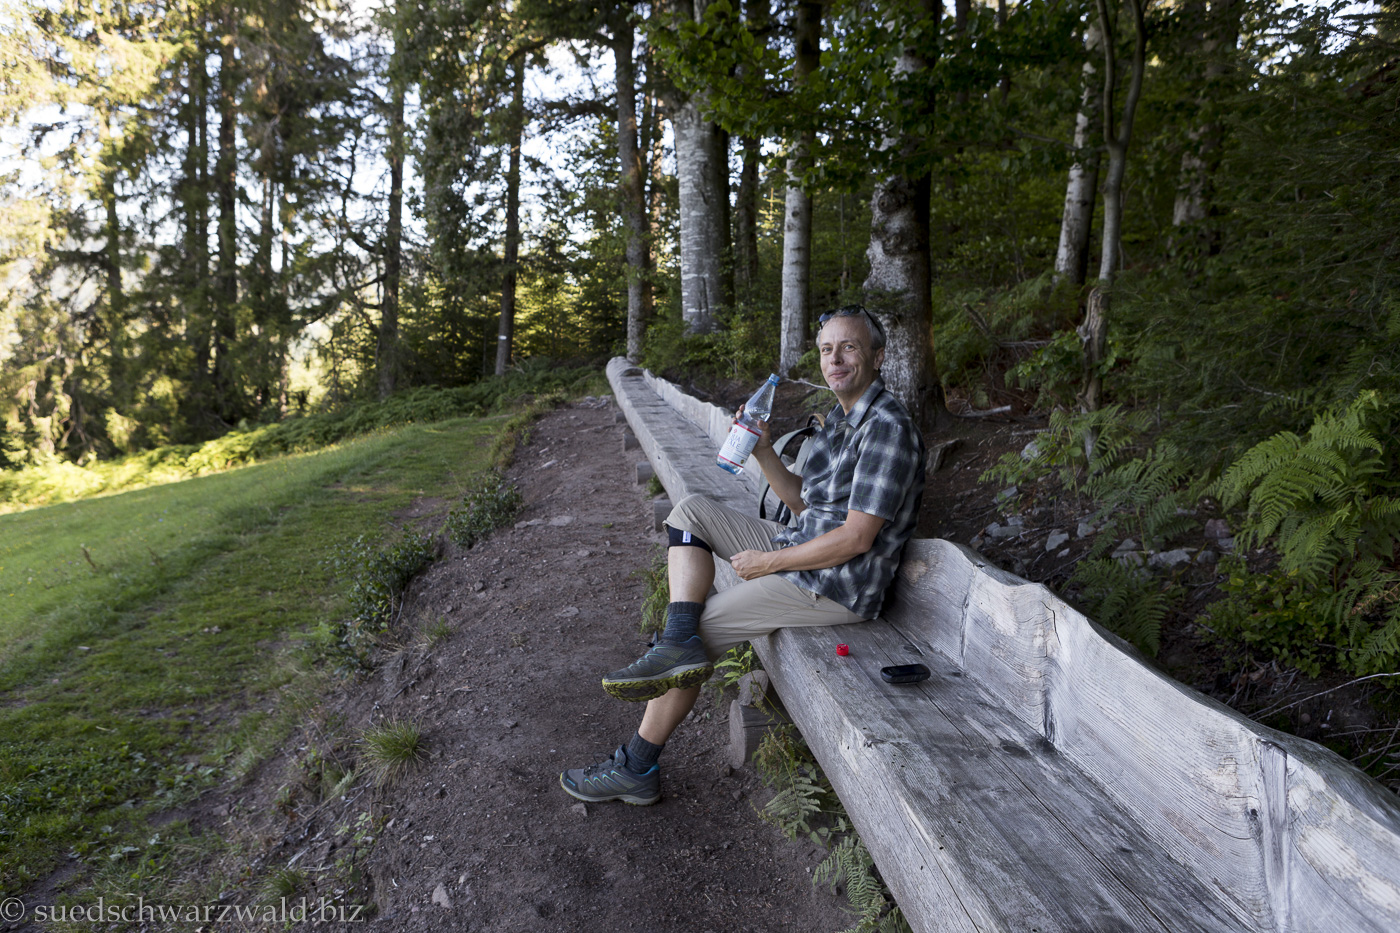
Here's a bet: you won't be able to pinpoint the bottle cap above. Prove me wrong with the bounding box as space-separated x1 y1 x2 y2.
836 644 849 657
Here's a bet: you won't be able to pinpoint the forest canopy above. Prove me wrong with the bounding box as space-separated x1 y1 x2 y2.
0 0 1395 485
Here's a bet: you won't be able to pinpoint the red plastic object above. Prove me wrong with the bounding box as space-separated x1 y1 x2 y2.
836 643 850 657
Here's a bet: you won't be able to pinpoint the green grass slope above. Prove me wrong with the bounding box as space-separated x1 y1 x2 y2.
0 415 501 895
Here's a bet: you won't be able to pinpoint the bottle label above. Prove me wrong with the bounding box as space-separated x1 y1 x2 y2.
717 421 761 471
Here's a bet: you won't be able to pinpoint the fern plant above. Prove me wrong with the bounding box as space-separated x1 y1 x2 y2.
754 726 832 840
1207 392 1400 675
981 404 1152 496
1067 559 1180 656
754 726 910 933
814 829 912 933
1083 440 1198 550
1211 391 1399 583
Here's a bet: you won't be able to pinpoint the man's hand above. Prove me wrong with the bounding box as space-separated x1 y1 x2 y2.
730 549 775 580
737 403 774 457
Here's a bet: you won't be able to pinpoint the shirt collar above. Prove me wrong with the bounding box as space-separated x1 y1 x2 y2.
830 375 886 432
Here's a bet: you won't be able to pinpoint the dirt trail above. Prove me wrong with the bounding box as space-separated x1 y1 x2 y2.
219 399 848 932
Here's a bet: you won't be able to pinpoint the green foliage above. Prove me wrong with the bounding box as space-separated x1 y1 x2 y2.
327 532 437 669
1211 392 1399 585
754 725 833 841
1067 559 1180 657
445 473 522 548
634 547 670 638
753 725 908 933
0 369 597 512
933 276 1084 408
1205 560 1400 680
1007 329 1091 409
814 831 912 933
640 303 781 383
1201 392 1400 676
1082 441 1199 551
713 642 761 692
981 404 1152 496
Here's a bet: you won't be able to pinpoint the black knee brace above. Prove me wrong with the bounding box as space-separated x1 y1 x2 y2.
667 526 713 553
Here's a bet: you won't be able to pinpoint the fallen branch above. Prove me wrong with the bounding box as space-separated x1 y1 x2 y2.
1253 672 1400 719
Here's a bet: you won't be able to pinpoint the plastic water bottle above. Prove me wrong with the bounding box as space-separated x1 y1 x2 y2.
717 374 779 474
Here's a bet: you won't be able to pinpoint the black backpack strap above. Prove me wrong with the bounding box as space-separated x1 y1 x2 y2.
758 413 825 522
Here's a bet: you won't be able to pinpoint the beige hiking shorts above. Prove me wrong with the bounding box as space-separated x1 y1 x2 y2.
664 493 865 660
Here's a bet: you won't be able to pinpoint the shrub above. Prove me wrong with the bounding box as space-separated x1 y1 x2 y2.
325 532 436 669
445 474 522 548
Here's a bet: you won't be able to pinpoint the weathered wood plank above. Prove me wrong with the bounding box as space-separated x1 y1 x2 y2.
887 539 1400 932
758 620 1247 932
606 359 755 513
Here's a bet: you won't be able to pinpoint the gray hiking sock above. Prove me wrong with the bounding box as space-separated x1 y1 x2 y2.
625 732 664 774
659 601 704 646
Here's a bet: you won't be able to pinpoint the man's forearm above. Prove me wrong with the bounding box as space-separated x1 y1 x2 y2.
737 510 886 578
752 446 806 516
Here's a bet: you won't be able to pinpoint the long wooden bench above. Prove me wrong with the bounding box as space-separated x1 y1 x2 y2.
607 357 1400 933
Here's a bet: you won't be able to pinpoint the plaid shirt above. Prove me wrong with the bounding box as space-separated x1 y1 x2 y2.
771 376 925 619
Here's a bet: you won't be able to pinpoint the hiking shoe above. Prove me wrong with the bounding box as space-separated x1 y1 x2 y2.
559 746 660 806
601 636 713 702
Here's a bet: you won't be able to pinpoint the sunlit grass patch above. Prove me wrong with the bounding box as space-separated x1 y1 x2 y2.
0 415 500 896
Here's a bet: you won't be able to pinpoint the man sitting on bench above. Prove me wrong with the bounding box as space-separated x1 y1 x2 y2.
561 306 926 805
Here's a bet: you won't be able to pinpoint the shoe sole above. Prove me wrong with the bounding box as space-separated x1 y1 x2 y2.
601 662 714 702
558 773 660 806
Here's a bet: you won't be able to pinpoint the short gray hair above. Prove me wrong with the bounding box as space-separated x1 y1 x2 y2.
816 305 886 351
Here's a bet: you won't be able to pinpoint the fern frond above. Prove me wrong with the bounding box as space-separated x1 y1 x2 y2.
1068 559 1175 656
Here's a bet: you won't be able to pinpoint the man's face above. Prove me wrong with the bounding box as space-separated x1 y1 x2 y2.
818 315 884 411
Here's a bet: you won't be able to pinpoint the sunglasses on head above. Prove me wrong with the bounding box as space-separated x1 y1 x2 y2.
817 305 885 342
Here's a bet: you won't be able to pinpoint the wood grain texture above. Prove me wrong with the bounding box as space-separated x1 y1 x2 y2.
606 357 1400 933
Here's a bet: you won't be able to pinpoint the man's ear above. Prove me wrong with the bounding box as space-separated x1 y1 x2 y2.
874 347 885 371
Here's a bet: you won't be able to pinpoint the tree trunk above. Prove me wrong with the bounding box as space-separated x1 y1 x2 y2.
214 12 239 423
99 110 127 409
495 58 526 376
613 10 651 361
1054 17 1102 287
1081 0 1148 418
1171 0 1240 250
864 0 944 430
778 0 822 377
734 136 760 301
182 49 213 433
379 39 406 398
674 0 728 334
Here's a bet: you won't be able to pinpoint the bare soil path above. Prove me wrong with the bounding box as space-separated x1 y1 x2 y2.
199 399 849 932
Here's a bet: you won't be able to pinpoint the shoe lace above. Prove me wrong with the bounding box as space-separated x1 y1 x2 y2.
581 753 622 777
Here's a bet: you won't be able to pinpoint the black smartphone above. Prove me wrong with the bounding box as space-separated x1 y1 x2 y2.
880 664 930 685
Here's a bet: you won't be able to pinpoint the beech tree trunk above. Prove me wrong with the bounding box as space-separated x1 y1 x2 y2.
864 0 943 430
613 11 651 360
1054 18 1103 287
674 0 728 334
496 58 526 376
379 40 406 398
778 0 822 377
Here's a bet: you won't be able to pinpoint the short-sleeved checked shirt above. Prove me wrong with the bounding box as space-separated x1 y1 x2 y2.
771 375 925 619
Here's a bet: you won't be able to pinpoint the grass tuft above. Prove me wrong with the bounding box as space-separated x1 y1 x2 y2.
359 720 426 787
